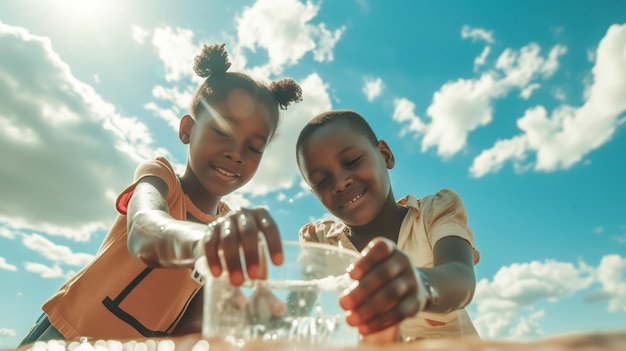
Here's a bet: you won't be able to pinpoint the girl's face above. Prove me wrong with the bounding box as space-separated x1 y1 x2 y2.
182 89 273 198
297 122 394 227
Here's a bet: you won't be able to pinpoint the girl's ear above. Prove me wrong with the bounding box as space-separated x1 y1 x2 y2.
377 140 395 169
179 115 195 144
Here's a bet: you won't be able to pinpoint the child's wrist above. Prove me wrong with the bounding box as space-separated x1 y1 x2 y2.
414 268 439 311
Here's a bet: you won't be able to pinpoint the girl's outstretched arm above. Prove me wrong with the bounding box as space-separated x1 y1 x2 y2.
126 175 284 285
126 176 207 269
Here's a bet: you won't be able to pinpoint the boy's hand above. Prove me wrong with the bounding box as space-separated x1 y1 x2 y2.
202 207 283 286
338 237 420 335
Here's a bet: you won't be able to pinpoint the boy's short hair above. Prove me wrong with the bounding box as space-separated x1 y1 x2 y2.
296 110 379 163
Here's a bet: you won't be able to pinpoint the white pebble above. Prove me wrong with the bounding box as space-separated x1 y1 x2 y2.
106 340 123 351
133 342 147 351
47 339 66 351
78 341 95 351
31 341 48 351
190 340 209 351
144 339 157 351
157 340 175 351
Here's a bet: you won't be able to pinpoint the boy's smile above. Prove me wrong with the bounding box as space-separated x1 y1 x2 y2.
298 122 393 226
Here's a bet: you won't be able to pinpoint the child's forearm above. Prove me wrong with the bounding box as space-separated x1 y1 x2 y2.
418 262 476 314
127 209 207 268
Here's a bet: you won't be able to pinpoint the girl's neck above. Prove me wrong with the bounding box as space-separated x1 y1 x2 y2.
347 191 408 252
179 168 222 216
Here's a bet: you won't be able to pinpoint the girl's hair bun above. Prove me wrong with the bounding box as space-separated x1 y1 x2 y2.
193 43 231 78
270 78 303 110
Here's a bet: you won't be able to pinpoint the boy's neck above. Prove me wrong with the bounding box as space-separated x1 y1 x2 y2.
347 191 408 252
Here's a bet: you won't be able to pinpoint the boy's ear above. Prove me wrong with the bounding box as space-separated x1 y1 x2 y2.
377 140 395 169
179 115 195 144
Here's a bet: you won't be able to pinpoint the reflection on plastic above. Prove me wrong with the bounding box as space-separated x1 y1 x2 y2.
195 241 361 347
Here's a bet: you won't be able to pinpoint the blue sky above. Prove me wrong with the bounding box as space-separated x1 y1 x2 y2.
1 0 625 348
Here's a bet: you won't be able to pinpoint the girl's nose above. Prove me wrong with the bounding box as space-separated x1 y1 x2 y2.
223 147 244 164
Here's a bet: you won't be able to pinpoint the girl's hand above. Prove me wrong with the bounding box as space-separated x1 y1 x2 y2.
338 237 421 335
201 207 283 286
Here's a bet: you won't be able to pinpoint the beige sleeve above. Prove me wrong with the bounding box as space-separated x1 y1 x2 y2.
422 189 480 265
298 220 337 244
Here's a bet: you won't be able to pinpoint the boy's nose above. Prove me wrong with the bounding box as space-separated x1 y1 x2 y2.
331 176 353 194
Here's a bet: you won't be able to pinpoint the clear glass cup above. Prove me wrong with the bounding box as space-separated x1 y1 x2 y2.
194 241 361 347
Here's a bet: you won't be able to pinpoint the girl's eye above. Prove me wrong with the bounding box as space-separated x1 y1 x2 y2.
212 127 229 137
248 145 263 154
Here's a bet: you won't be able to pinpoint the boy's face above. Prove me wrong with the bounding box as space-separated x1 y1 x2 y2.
298 122 394 227
182 89 272 197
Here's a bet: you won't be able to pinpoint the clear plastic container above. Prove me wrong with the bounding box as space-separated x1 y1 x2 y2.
194 241 361 347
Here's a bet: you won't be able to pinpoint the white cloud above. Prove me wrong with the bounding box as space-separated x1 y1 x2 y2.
473 259 594 339
0 22 166 241
131 24 149 45
363 77 383 102
520 83 540 100
0 328 16 337
24 262 64 279
589 254 626 312
152 26 202 82
470 24 626 176
236 73 333 197
392 98 426 137
0 257 17 272
420 40 566 159
234 0 345 74
474 46 491 71
461 25 495 44
22 233 94 267
423 73 498 157
0 227 17 239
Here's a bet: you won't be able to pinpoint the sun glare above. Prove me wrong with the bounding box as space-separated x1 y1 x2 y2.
52 0 113 25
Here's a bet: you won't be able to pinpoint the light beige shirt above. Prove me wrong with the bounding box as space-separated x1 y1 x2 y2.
299 189 480 340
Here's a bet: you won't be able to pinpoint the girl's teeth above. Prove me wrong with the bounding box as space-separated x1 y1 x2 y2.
217 167 235 177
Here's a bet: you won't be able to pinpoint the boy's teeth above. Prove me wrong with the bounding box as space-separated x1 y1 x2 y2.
344 193 362 207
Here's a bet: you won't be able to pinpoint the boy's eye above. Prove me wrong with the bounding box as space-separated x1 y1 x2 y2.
311 177 328 189
345 156 362 167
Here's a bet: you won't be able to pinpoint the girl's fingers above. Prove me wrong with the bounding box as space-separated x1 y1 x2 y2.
236 210 262 279
252 208 283 265
204 219 223 277
219 217 245 285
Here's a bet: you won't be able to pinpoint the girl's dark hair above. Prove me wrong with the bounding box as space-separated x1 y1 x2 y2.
295 110 379 166
191 43 302 141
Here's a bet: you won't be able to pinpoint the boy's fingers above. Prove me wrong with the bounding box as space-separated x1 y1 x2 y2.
252 208 283 265
359 296 416 335
351 237 395 280
219 218 245 285
236 210 261 279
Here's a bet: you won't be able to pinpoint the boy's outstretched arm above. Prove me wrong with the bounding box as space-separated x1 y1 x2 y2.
339 236 476 335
